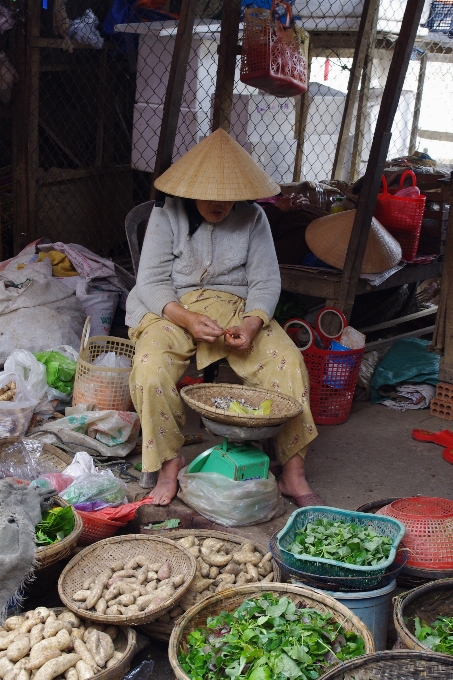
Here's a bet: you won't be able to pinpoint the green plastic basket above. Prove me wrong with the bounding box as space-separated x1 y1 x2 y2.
276 506 406 588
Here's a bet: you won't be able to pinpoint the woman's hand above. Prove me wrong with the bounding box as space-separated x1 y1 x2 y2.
163 302 224 344
224 316 263 351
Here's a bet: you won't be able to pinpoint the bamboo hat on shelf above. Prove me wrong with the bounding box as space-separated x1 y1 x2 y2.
153 128 280 201
305 209 402 274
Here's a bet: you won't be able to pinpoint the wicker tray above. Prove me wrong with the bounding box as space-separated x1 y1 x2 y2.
58 534 197 626
36 496 83 570
394 577 453 653
0 436 73 471
140 529 282 641
169 583 375 680
319 650 453 679
180 383 303 427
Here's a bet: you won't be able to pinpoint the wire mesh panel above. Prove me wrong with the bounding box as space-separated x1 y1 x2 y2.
0 0 452 262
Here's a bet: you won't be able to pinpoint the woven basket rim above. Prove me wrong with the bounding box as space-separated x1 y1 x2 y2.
0 436 74 467
35 497 83 569
319 650 453 678
394 577 453 654
180 383 303 426
169 582 375 679
58 534 197 626
79 335 135 369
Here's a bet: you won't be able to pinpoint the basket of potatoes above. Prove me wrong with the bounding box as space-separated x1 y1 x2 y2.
58 535 197 626
140 530 281 641
0 607 136 680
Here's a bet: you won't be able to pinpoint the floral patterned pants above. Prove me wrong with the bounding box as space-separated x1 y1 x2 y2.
128 290 317 473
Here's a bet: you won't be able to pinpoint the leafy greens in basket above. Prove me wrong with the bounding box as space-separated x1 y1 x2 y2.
35 505 74 546
413 616 453 655
287 518 393 566
179 593 365 680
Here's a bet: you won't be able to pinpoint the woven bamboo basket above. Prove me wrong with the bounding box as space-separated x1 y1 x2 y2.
58 534 197 626
140 529 282 641
40 608 137 680
394 577 453 653
319 650 453 679
36 496 83 570
180 383 303 427
0 436 73 471
169 582 375 679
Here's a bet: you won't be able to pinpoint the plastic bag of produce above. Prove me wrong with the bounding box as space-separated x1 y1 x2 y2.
61 472 127 510
34 350 77 396
177 467 285 527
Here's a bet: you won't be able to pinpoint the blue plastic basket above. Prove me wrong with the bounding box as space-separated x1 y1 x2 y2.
276 506 406 588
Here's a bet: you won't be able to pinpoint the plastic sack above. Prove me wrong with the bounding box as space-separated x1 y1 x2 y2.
61 472 127 510
67 9 104 49
177 467 285 527
30 472 74 493
0 371 38 437
34 351 77 395
0 439 58 481
4 350 48 403
93 352 131 369
76 280 121 336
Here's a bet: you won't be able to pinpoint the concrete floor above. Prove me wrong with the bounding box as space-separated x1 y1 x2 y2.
121 365 453 678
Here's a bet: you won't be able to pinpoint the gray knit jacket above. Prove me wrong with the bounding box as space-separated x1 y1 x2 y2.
125 197 281 328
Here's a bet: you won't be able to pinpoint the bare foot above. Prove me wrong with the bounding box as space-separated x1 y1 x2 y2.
277 454 314 499
147 454 186 506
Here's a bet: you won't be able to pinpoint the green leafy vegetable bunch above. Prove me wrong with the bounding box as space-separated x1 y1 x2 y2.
288 518 393 566
178 593 365 680
413 616 453 655
35 506 74 546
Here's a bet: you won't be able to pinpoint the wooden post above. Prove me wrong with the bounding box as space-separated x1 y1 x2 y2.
335 0 428 320
438 174 453 382
330 0 379 181
150 0 198 198
292 49 312 183
349 1 379 182
212 0 242 132
409 51 428 155
12 0 41 252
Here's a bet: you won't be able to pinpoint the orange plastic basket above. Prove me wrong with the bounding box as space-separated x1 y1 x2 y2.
374 170 426 262
240 0 309 97
73 317 135 411
377 497 453 569
77 510 127 546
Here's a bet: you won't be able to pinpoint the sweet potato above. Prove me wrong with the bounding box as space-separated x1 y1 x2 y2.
7 637 30 663
105 651 123 669
191 577 213 594
43 622 71 640
56 614 79 629
34 654 81 680
176 536 196 549
0 657 15 677
71 593 89 604
147 563 163 573
102 628 118 643
26 649 61 672
3 620 25 633
124 556 148 570
85 632 114 668
200 547 232 568
94 599 107 616
85 570 113 610
75 660 93 680
156 563 170 581
111 562 124 573
16 670 29 680
0 636 18 652
144 582 157 594
72 640 97 671
64 668 78 680
246 563 259 581
81 578 95 592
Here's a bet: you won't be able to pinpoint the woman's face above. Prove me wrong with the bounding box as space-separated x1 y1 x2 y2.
195 200 234 223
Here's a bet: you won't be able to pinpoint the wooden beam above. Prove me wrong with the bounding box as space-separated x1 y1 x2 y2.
212 0 242 132
438 174 453 381
292 49 312 183
349 1 379 182
335 0 429 320
359 306 437 333
331 0 379 181
95 50 108 168
409 51 428 155
38 118 83 167
150 0 198 199
418 129 453 143
365 326 435 350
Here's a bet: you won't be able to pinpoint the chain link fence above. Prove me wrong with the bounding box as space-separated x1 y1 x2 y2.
0 0 452 264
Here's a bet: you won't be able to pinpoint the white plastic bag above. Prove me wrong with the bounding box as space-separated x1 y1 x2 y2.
177 468 285 527
93 352 131 368
4 349 48 402
0 371 36 437
67 9 104 49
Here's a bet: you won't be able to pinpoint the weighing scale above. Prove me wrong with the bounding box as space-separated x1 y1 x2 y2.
180 383 303 482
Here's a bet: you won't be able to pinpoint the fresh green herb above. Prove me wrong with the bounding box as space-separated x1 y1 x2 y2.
178 593 365 680
413 616 453 655
287 519 393 566
35 506 74 546
144 519 181 530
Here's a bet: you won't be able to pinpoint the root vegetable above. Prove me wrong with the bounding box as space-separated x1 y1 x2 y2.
222 562 242 576
231 551 261 566
82 628 104 645
84 570 112 611
146 572 157 582
200 547 232 568
102 628 118 643
29 628 43 650
115 595 135 607
43 622 71 639
7 637 30 663
236 573 252 585
14 660 29 671
81 578 95 592
258 562 272 577
33 653 80 680
176 537 196 549
85 631 114 668
258 552 272 566
70 631 83 642
197 558 210 578
65 668 78 680
72 641 97 671
57 615 79 629
124 556 148 570
208 567 219 579
105 607 121 617
134 595 156 612
0 658 15 677
214 574 235 585
157 563 170 581
170 607 183 619
172 574 185 588
71 593 89 604
147 563 163 573
103 585 120 604
4 668 19 680
202 539 224 551
216 581 233 593
261 572 274 582
19 621 41 636
105 652 122 669
111 562 124 573
191 577 212 594
145 582 157 594
119 605 140 615
0 636 18 652
246 563 259 582
188 547 200 557
3 620 25 633
108 570 136 580
26 649 61 672
136 567 148 586
75 661 93 680
94 599 107 616
17 670 29 680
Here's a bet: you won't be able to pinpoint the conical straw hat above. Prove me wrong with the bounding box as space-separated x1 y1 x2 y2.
305 209 402 274
153 128 280 201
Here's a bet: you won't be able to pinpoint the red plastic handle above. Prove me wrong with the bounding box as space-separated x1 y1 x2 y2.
379 169 417 197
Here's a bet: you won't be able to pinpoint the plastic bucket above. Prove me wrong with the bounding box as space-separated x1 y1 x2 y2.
322 580 396 651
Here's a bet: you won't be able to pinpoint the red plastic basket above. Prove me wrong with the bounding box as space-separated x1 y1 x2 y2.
302 345 365 425
377 497 453 569
77 510 127 546
374 170 426 261
240 0 309 97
